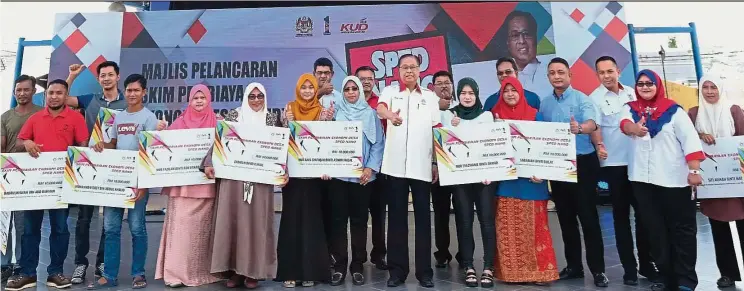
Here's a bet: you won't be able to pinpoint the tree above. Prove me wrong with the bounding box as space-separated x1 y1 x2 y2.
668 36 678 49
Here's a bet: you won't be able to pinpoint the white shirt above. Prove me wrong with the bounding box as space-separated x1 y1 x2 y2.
441 110 494 128
620 105 704 188
319 89 342 108
589 83 636 167
519 54 553 98
379 84 441 182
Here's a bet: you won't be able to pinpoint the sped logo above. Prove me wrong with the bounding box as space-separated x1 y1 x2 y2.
340 18 368 34
295 16 313 37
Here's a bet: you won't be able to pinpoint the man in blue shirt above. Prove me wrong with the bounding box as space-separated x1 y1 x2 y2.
483 57 541 111
64 61 128 284
538 57 608 287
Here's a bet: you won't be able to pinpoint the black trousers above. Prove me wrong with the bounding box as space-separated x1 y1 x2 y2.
709 218 744 281
452 183 496 269
550 153 605 273
431 181 457 262
319 179 334 255
74 205 105 267
369 175 388 262
329 179 371 274
632 182 697 289
387 176 433 281
604 166 653 277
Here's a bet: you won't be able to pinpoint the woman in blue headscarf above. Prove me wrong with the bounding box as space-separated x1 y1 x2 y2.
324 76 385 286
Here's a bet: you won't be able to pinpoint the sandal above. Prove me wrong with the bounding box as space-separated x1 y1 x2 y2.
480 269 495 288
244 277 259 289
283 280 296 288
226 274 244 288
132 276 148 289
464 268 478 287
301 280 315 287
87 277 118 290
166 282 185 288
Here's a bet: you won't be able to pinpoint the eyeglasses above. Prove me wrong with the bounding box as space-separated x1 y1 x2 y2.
247 94 265 100
359 77 374 82
343 87 359 92
315 71 332 76
434 82 452 87
400 65 419 72
497 69 515 76
508 31 534 41
636 82 655 88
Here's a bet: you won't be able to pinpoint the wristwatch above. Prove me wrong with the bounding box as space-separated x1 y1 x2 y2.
577 124 583 134
689 169 701 175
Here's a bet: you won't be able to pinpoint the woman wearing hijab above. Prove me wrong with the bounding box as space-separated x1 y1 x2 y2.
327 76 385 286
491 76 559 285
688 75 744 288
620 69 704 291
277 74 333 288
203 83 284 289
440 78 495 287
155 84 221 288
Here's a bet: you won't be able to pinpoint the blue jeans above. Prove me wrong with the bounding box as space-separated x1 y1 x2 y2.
19 209 70 276
102 193 149 282
1 211 24 267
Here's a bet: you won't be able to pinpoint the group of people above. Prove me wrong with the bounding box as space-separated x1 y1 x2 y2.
0 52 742 291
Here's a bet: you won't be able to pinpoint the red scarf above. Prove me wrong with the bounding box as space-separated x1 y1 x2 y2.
491 77 537 121
627 69 677 120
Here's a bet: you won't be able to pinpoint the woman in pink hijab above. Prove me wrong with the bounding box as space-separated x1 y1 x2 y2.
155 84 221 287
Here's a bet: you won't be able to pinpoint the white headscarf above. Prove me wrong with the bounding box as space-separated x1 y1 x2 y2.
237 82 268 124
695 74 735 137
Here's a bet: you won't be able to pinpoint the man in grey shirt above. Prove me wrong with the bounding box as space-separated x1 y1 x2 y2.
65 61 128 284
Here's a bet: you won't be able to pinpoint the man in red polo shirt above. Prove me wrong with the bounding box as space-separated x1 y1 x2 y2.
5 79 88 291
354 66 388 271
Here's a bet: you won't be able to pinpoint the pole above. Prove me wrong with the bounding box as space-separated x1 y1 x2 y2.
627 24 639 77
11 37 25 109
689 22 704 82
659 46 668 93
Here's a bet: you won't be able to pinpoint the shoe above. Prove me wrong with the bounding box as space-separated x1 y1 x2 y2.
1 266 12 282
639 263 661 282
434 256 451 268
718 276 735 288
558 267 584 280
71 264 87 284
623 277 638 286
330 272 344 286
650 282 666 291
419 278 434 288
387 277 404 287
351 273 364 286
5 275 37 291
593 273 609 288
46 274 72 289
93 264 104 279
371 258 388 270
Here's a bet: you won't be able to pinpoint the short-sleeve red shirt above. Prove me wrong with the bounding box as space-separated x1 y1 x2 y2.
17 106 89 152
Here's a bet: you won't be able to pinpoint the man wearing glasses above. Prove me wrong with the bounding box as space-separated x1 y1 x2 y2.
483 57 542 111
503 10 552 98
314 57 342 108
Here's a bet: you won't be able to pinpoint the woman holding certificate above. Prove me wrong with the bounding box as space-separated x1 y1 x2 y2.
620 69 704 291
327 76 384 286
277 73 333 288
441 77 497 287
203 82 283 289
155 85 221 287
490 76 559 285
688 74 744 289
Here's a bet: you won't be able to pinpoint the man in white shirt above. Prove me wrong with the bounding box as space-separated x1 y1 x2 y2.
376 54 441 288
589 56 659 285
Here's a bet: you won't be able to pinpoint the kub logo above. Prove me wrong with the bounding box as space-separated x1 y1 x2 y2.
295 16 313 37
323 16 331 35
340 18 368 34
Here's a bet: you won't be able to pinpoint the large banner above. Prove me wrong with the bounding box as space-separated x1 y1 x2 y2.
698 136 744 199
50 2 632 124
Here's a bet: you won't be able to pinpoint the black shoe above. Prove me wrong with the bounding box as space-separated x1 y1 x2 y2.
434 256 451 268
623 277 638 286
330 272 344 286
387 277 404 287
351 273 364 286
371 258 388 270
419 278 434 288
593 273 609 288
650 282 666 291
558 267 584 280
718 276 735 288
93 263 104 278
